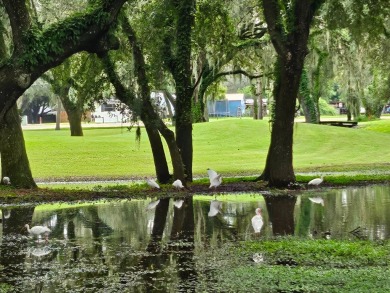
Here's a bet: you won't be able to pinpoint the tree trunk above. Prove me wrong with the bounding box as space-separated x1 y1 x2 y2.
66 109 83 136
143 121 171 183
173 0 195 181
56 97 61 130
260 0 323 187
299 69 319 123
260 59 301 186
0 104 36 188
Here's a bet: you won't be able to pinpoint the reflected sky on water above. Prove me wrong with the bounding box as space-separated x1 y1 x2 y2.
0 184 389 292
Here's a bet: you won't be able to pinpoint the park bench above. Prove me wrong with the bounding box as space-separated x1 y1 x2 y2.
319 121 358 128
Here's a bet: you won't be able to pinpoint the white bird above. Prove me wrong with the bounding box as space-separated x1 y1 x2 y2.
208 200 222 217
25 224 51 242
173 199 184 209
172 179 184 190
309 197 324 206
2 176 10 185
207 168 222 189
147 179 160 189
146 199 160 211
251 208 264 233
308 176 324 186
3 209 11 219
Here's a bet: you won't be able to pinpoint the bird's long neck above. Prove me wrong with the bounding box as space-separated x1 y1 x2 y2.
26 225 30 233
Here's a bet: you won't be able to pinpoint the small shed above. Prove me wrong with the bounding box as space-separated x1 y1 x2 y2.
207 93 246 117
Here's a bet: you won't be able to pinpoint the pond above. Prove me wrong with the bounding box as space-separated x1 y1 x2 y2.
0 184 389 292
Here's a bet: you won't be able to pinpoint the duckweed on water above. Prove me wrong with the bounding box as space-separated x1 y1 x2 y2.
200 239 390 292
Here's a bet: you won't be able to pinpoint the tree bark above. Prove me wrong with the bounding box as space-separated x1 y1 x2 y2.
0 104 36 188
171 0 195 181
260 0 324 187
66 108 84 136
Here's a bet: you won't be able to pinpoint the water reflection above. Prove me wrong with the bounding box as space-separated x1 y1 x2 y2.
0 184 389 292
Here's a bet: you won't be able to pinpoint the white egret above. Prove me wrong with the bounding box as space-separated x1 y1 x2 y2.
3 209 11 219
147 179 160 189
172 179 184 190
2 176 10 185
25 224 51 242
208 200 222 217
308 176 324 186
173 199 184 209
207 168 222 189
146 199 160 211
309 197 324 206
251 208 264 233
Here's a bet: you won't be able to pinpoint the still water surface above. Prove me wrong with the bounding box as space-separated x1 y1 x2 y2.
0 185 389 292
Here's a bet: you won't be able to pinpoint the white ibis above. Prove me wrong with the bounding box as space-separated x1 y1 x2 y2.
147 179 160 189
2 176 10 185
309 197 324 206
173 199 184 209
207 168 222 189
208 200 222 217
172 179 184 190
308 176 324 186
146 199 160 211
251 208 264 233
25 224 51 242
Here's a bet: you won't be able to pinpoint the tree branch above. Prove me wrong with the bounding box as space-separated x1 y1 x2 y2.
0 0 127 121
2 0 32 54
262 0 287 57
214 69 264 80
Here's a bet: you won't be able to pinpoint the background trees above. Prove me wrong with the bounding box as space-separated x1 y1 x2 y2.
1 0 389 188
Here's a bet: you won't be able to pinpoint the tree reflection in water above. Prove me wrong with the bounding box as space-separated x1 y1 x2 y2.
0 185 389 292
264 194 297 235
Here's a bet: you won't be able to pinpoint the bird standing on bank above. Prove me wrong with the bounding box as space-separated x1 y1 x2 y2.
25 224 51 243
2 177 10 185
308 175 324 186
207 168 222 189
251 208 264 233
147 179 160 189
172 179 184 190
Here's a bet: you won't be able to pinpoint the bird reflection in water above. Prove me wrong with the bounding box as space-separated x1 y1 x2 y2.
25 224 51 243
309 197 324 206
251 208 264 234
208 200 222 217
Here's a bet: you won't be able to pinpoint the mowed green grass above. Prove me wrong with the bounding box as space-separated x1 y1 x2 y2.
12 118 390 180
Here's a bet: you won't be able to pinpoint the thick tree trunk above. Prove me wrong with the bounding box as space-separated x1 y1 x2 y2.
260 59 301 186
0 104 36 188
173 0 195 181
66 109 83 136
260 0 323 187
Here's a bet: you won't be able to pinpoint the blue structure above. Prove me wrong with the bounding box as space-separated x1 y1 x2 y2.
207 94 246 117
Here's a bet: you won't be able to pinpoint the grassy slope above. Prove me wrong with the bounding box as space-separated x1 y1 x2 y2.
16 118 390 180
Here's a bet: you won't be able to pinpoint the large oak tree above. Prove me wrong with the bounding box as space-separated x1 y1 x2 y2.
0 0 127 187
259 0 325 187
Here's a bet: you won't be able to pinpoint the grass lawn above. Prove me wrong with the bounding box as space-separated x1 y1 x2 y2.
12 117 390 181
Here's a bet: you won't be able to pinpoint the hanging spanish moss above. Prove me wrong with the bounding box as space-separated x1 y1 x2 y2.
135 124 141 148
